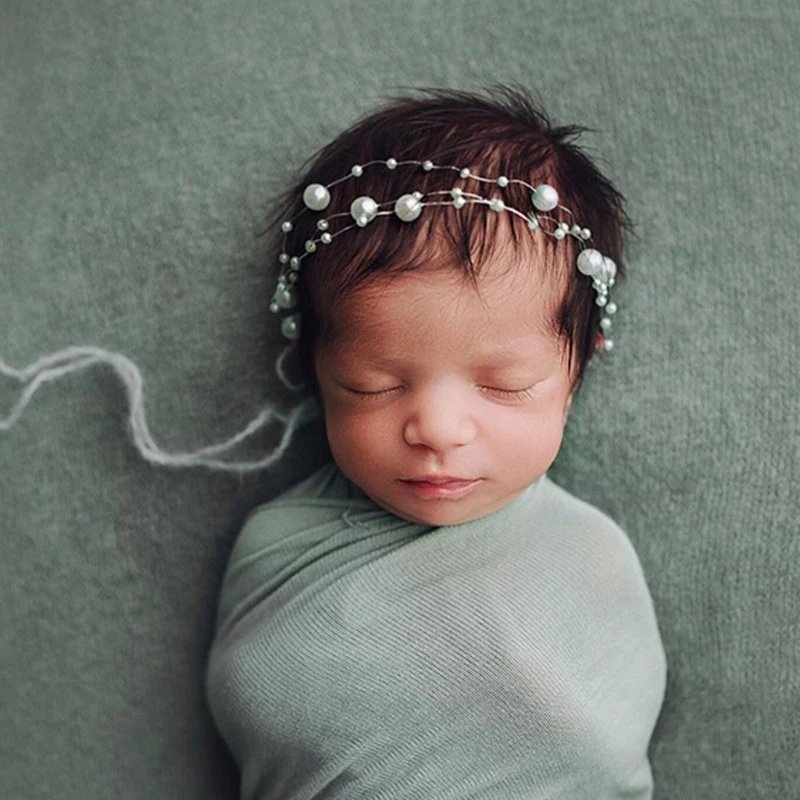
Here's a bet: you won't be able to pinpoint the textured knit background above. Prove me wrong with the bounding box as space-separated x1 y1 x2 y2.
1 0 798 798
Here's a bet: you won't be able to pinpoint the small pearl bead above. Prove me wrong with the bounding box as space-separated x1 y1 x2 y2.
305 240 317 253
453 196 466 209
412 191 423 200
269 302 279 314
526 213 540 230
321 232 332 244
595 295 608 307
279 253 289 264
459 168 471 178
600 317 613 331
286 272 297 284
571 225 582 236
289 256 300 269
451 187 463 198
316 219 329 231
281 221 293 233
604 339 615 352
606 302 617 315
581 228 591 240
497 176 509 187
554 228 566 240
386 158 397 169
489 198 505 212
277 288 297 309
281 315 301 340
351 165 363 177
422 160 434 171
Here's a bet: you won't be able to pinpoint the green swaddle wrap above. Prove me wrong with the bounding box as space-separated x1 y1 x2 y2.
206 461 667 799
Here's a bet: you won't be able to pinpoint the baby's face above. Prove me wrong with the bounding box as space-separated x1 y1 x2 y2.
313 254 575 526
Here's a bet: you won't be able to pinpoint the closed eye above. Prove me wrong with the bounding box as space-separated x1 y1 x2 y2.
344 385 403 400
343 384 536 401
479 385 536 400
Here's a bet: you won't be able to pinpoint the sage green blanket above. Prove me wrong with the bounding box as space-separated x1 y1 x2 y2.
206 462 666 799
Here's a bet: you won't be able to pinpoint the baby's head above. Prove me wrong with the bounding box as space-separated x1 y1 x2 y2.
265 85 631 525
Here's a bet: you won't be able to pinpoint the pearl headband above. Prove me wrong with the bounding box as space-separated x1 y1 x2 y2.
269 158 618 349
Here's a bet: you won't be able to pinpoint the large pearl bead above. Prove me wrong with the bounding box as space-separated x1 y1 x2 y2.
532 184 559 212
577 248 604 277
602 256 617 282
350 196 379 227
303 184 330 211
395 193 423 222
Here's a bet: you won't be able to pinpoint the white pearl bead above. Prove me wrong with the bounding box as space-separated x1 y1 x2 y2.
289 256 301 269
302 184 331 211
277 288 297 309
602 256 617 282
600 317 612 331
304 240 317 253
395 194 423 222
279 253 289 264
450 187 463 198
453 196 466 209
281 221 293 233
489 198 505 212
460 168 471 179
269 302 279 314
351 165 363 177
576 248 604 276
532 184 559 212
316 219 329 231
596 295 608 307
581 228 591 240
422 160 434 171
570 224 582 236
604 339 614 351
387 158 397 169
526 213 540 230
554 228 565 240
350 196 378 226
320 232 332 244
281 315 301 340
497 176 509 187
606 302 617 315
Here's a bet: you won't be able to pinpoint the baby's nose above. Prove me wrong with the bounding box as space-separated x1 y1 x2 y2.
402 386 478 451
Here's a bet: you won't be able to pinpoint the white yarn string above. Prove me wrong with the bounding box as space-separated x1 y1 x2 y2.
0 346 320 474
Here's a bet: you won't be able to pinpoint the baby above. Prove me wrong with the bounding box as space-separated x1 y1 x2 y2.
205 86 668 798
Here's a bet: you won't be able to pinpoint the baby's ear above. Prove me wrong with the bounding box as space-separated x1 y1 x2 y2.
563 392 574 423
594 332 605 351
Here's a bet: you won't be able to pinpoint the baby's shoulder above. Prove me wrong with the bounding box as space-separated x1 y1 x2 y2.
536 475 649 588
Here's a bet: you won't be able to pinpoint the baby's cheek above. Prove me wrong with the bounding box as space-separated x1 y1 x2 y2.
324 406 392 468
489 410 565 467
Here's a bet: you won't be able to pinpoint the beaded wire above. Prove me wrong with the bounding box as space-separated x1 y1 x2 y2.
270 159 618 349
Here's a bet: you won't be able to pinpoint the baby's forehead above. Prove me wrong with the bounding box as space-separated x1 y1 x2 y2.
321 259 564 365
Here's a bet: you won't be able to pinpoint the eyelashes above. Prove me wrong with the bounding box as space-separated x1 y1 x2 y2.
345 385 536 402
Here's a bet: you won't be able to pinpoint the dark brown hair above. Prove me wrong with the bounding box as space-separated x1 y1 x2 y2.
260 83 634 399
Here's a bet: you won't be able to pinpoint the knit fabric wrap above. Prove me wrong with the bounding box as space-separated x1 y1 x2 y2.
206 462 667 799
